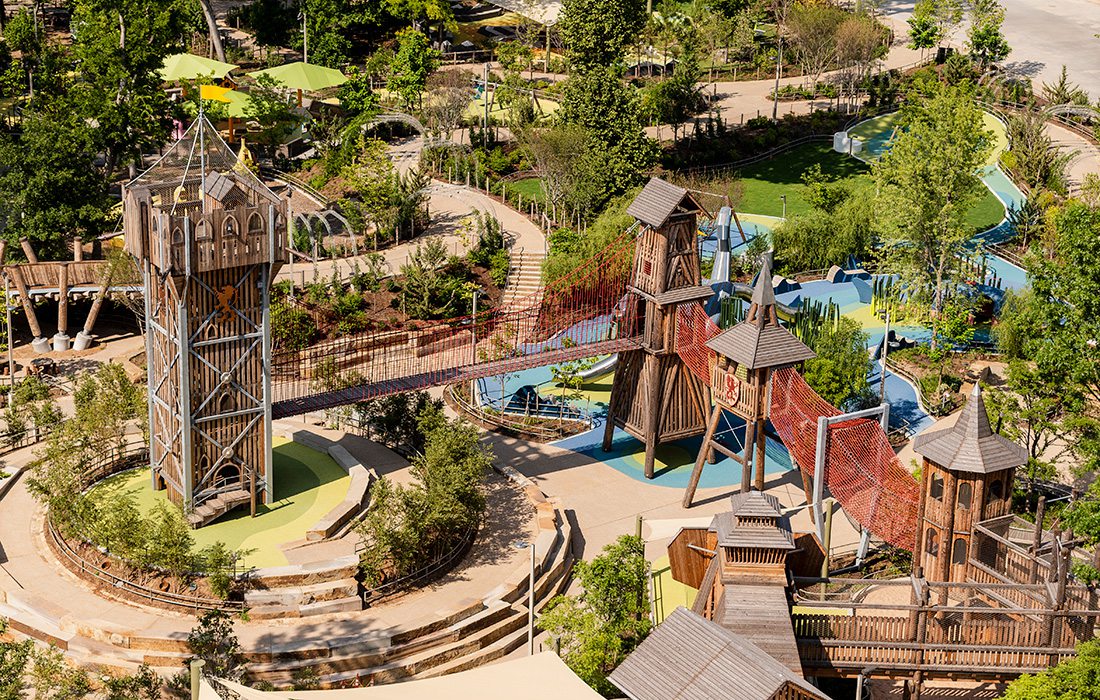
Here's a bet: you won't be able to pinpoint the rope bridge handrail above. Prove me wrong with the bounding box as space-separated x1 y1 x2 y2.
271 225 641 416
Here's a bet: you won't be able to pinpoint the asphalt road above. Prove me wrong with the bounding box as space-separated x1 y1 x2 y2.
880 0 1100 100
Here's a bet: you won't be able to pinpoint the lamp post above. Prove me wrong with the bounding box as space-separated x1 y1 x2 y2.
4 272 13 392
780 194 787 219
513 540 536 655
772 35 783 121
878 307 890 405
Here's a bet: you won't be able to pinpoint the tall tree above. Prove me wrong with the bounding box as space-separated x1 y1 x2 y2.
907 0 941 56
386 28 439 110
966 0 1010 70
559 0 646 71
872 85 991 350
197 0 227 62
999 640 1100 699
786 2 847 90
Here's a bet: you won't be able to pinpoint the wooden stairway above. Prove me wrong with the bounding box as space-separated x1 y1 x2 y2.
187 489 251 528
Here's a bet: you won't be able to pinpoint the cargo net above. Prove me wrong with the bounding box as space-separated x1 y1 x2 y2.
770 366 920 551
675 302 722 382
130 115 272 206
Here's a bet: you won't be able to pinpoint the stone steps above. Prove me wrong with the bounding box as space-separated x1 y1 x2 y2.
244 518 573 687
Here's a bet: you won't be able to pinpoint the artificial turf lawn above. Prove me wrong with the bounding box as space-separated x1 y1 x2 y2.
87 438 349 569
506 177 547 205
732 142 1006 232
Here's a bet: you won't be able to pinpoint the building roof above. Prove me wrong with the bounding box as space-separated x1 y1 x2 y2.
210 653 603 700
609 607 827 700
705 322 817 369
711 492 796 550
655 284 714 306
912 384 1028 474
627 178 703 229
203 170 238 202
705 258 815 369
729 490 784 518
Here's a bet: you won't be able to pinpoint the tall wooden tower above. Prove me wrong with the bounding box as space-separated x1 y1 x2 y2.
912 384 1027 583
682 259 815 507
602 178 713 478
123 118 287 526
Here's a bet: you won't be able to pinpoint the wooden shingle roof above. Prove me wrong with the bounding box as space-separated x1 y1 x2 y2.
705 258 815 369
913 384 1028 474
705 322 817 369
711 492 795 550
626 178 703 228
609 607 826 700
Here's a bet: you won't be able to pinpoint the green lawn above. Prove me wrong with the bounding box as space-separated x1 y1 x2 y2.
506 177 547 205
88 439 349 568
733 142 1005 232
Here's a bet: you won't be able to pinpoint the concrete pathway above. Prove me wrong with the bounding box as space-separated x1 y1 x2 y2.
1045 120 1100 197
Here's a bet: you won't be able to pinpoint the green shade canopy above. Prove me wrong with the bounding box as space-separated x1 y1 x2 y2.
160 53 238 81
222 89 254 118
248 61 348 92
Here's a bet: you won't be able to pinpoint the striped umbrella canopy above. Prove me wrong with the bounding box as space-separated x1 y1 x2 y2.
247 61 348 92
160 53 238 81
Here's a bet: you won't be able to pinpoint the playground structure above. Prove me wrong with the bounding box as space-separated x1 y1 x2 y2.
123 118 285 525
670 386 1100 697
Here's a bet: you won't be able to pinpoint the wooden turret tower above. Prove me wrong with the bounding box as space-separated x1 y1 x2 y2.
123 118 287 526
683 259 815 507
912 384 1027 583
602 178 713 478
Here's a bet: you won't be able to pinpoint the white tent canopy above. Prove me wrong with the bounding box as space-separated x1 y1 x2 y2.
203 653 603 699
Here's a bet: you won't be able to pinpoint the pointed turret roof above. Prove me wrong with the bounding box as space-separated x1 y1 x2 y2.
705 258 815 370
912 384 1028 474
751 257 776 311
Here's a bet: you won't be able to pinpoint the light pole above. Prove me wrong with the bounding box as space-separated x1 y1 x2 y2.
3 272 13 392
780 194 787 219
300 9 308 63
471 289 481 413
878 307 890 405
513 540 536 655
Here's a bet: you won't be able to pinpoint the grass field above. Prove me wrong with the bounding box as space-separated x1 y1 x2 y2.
733 142 1005 232
505 177 547 205
88 439 349 568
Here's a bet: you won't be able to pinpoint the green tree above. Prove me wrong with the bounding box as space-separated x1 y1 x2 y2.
298 0 352 67
386 28 439 110
72 362 144 455
30 645 92 699
802 317 875 409
559 0 646 71
966 0 1010 70
907 0 942 55
540 535 651 694
183 610 245 681
872 84 991 350
0 620 33 700
245 73 298 152
999 640 1100 699
1042 65 1089 106
786 2 847 89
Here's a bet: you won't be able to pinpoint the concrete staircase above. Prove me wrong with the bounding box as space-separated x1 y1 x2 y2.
187 489 251 528
242 517 573 687
501 247 545 314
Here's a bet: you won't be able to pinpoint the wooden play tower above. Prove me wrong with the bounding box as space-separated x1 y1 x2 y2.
123 117 286 526
602 179 713 478
682 259 815 507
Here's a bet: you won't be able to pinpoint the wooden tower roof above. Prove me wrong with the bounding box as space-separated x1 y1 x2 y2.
609 608 828 700
705 258 816 369
913 384 1028 474
711 492 796 550
626 178 705 228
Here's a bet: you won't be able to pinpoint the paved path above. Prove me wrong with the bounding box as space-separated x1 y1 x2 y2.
1045 121 1100 196
0 422 535 657
880 0 1100 100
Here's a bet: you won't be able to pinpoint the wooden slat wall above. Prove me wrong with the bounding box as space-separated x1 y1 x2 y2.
669 528 716 588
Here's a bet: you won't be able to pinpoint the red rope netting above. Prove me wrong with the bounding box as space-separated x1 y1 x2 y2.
672 309 920 551
675 302 722 382
770 367 920 551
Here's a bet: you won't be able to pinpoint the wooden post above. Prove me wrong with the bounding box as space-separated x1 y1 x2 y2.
19 238 37 264
73 278 111 351
684 403 722 507
53 263 69 351
754 416 766 491
72 239 83 261
10 267 49 353
642 356 661 479
741 417 755 492
1030 496 1047 583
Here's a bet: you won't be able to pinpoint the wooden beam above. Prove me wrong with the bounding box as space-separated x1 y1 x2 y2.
684 402 722 508
19 238 37 264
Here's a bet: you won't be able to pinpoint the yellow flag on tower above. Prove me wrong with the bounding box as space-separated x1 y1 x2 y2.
199 84 233 103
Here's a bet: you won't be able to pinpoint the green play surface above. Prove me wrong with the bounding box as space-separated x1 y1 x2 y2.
87 438 350 568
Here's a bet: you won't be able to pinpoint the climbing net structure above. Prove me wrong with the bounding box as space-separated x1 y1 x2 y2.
675 302 920 551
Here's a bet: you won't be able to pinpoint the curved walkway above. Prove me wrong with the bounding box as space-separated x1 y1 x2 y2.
0 425 537 673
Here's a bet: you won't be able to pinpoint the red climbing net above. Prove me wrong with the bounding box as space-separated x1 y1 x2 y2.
673 302 920 551
769 367 920 551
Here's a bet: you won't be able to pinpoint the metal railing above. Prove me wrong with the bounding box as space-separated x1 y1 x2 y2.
262 166 331 207
446 383 594 441
361 525 478 606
